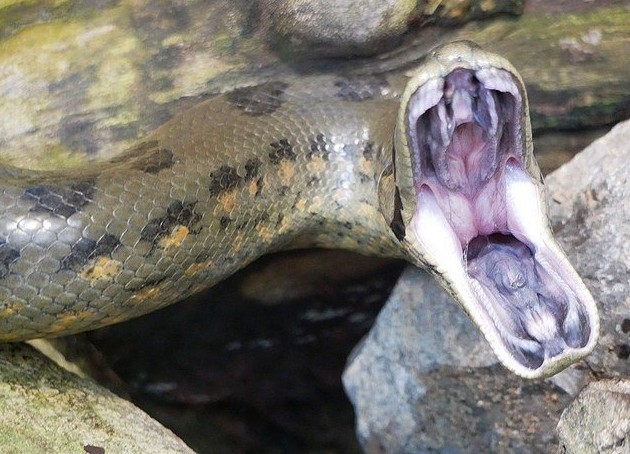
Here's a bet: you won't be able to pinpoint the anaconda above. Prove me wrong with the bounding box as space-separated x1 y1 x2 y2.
0 41 598 378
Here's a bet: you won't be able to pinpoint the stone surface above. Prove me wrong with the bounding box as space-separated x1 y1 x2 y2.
557 379 630 454
547 119 630 380
343 119 630 452
260 0 418 57
342 268 572 453
0 343 194 453
260 0 524 57
1 2 629 453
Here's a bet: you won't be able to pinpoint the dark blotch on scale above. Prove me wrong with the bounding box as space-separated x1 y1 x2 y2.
131 148 176 174
225 81 289 116
268 139 296 164
220 216 231 230
359 172 370 184
235 212 269 231
308 134 329 160
0 237 20 279
208 165 241 197
111 140 177 174
363 141 375 160
61 234 121 270
244 158 262 179
141 200 202 245
209 159 262 196
24 180 96 219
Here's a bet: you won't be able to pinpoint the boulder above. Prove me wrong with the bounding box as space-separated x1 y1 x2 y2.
0 342 194 453
343 119 630 452
557 379 630 454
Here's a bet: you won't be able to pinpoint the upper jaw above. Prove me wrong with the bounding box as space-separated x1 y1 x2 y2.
403 61 599 378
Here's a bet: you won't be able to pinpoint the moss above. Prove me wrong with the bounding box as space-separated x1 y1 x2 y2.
0 343 193 452
0 5 146 166
453 7 630 131
35 144 88 170
463 7 630 88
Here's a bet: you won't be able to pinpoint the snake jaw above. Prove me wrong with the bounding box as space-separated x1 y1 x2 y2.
402 57 599 378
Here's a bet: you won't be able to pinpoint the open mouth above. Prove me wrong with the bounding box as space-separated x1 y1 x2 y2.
406 67 598 376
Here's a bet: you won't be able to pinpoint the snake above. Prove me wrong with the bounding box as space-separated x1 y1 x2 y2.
0 41 598 378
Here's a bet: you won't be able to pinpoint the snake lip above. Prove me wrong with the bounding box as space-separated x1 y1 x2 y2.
405 66 599 378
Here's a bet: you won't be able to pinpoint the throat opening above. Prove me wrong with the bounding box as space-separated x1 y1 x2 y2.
465 233 589 369
465 233 519 263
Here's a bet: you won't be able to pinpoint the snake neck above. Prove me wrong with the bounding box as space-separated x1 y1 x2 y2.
285 143 404 259
150 76 407 263
0 72 406 340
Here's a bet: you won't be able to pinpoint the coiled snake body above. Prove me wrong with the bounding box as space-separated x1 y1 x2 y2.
0 42 598 378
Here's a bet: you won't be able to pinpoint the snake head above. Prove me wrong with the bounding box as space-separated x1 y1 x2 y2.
391 41 599 378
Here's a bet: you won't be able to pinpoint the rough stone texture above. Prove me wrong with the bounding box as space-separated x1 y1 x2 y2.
547 119 630 380
0 3 628 452
260 0 418 56
557 379 630 454
0 343 194 454
342 269 573 453
343 119 630 452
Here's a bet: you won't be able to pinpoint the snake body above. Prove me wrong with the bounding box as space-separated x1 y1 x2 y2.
0 42 598 378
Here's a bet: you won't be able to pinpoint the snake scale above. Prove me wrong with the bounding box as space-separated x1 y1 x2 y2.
0 42 598 378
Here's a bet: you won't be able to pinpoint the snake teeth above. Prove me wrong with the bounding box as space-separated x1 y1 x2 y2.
416 69 503 193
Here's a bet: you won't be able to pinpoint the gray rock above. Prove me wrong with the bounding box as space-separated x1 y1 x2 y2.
343 119 630 452
258 0 525 58
556 379 630 454
0 342 195 453
260 0 418 56
343 269 572 453
546 119 630 380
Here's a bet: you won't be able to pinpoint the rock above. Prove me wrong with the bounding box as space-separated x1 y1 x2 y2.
342 268 572 452
0 2 627 169
546 119 630 380
260 0 419 57
0 342 194 453
259 0 525 58
556 379 630 454
343 119 630 452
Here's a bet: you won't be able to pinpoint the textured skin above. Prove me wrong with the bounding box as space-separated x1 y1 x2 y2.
0 74 407 340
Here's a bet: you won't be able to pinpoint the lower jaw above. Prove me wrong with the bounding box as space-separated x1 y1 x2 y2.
408 162 598 378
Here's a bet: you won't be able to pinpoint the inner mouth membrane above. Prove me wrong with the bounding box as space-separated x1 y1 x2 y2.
408 68 591 371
